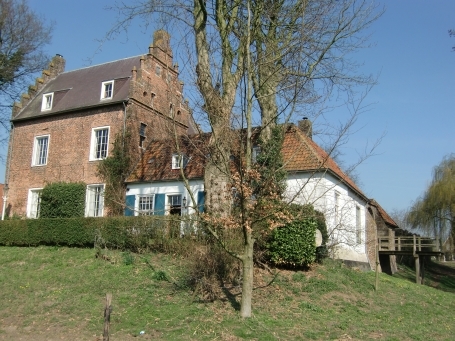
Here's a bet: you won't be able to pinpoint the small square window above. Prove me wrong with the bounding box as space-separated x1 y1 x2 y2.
101 81 114 100
90 127 109 160
41 93 53 111
32 135 49 166
86 184 104 217
172 154 188 169
138 195 154 215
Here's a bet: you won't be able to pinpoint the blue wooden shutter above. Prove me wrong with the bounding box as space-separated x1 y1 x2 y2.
154 193 165 215
197 191 205 213
124 195 135 216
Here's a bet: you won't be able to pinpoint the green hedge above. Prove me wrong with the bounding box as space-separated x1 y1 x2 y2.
0 216 180 250
267 218 317 267
40 182 86 218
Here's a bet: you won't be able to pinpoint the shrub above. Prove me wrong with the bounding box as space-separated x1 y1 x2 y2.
40 182 86 218
267 218 317 267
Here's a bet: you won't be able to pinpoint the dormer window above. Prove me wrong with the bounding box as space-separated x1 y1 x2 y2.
101 81 114 100
172 153 189 169
41 93 53 111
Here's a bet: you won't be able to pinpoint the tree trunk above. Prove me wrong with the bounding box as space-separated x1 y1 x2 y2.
240 233 255 318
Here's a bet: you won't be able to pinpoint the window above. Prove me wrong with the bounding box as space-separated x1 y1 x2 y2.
334 191 340 225
32 135 49 166
41 93 54 111
172 153 188 169
138 195 154 215
356 206 362 244
252 146 261 163
86 184 104 217
90 127 109 160
101 81 114 99
155 65 161 76
27 189 42 218
168 194 182 215
139 123 147 148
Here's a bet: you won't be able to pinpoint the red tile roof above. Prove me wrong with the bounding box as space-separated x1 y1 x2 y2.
127 124 367 200
368 199 399 229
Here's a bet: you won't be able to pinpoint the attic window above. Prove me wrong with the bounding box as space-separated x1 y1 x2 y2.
101 81 114 100
172 153 188 169
41 93 54 111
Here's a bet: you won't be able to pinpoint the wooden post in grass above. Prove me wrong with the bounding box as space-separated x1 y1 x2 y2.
103 293 112 341
375 244 379 291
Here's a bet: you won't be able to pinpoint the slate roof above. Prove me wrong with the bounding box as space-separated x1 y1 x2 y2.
13 56 141 121
368 199 399 229
126 124 367 201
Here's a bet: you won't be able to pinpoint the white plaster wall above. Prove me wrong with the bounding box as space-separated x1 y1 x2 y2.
126 180 204 215
285 171 368 263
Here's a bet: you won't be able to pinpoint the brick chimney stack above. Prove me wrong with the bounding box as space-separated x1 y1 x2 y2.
298 117 312 139
149 30 173 68
49 54 66 78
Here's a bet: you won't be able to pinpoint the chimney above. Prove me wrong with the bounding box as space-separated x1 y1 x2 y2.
149 30 173 68
298 117 312 139
48 54 65 78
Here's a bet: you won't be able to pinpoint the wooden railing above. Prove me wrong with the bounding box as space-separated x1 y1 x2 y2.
378 236 440 254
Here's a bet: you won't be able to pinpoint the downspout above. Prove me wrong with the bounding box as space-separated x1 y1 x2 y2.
122 101 128 149
2 122 14 220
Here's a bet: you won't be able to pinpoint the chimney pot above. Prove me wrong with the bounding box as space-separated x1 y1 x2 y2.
298 118 313 139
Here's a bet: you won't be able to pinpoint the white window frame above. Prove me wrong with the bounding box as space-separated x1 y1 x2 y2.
32 135 50 166
90 126 110 160
171 154 188 169
41 93 54 111
101 81 114 100
334 191 340 226
85 184 105 217
136 194 155 216
167 194 183 216
27 188 43 218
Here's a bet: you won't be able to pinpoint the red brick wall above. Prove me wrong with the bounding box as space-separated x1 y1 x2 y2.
7 105 126 216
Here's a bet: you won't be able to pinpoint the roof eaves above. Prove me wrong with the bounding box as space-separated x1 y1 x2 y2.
11 99 129 123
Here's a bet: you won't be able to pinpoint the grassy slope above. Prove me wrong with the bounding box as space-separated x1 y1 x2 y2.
0 246 454 341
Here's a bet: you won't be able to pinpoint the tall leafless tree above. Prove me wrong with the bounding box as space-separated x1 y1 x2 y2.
108 0 382 317
0 0 53 146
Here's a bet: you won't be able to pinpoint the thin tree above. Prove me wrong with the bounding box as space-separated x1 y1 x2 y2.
108 0 382 317
0 0 53 146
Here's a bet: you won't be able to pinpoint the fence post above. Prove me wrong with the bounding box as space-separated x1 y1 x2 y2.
103 293 112 341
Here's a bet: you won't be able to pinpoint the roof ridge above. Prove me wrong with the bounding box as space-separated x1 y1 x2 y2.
60 55 142 74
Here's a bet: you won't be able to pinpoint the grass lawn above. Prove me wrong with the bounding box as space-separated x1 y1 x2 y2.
0 246 454 340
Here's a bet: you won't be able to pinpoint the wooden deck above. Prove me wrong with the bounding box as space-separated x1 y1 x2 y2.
378 236 442 256
376 236 443 285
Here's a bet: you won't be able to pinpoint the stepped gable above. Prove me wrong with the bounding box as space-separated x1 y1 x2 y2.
12 56 141 121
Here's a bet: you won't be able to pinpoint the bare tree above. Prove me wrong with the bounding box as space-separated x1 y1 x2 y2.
108 0 382 317
0 0 53 146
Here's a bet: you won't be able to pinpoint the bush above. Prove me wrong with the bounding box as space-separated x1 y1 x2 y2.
40 182 86 218
0 216 176 250
267 218 317 267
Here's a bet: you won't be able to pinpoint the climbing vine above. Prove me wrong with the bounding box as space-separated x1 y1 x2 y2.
97 131 132 216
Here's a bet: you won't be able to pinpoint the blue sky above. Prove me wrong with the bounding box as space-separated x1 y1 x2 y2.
3 0 454 215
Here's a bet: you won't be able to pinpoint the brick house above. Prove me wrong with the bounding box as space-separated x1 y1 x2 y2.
124 122 378 267
4 30 195 218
